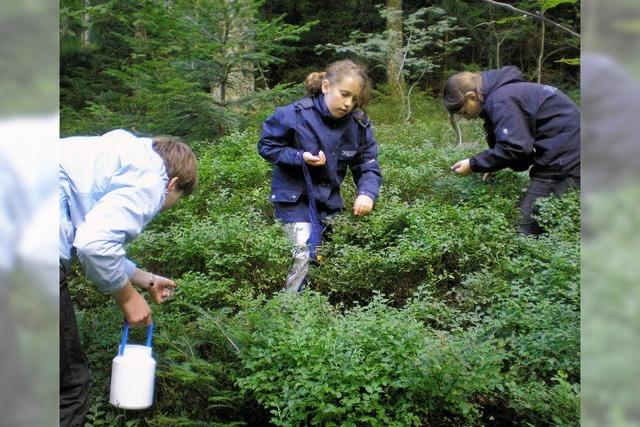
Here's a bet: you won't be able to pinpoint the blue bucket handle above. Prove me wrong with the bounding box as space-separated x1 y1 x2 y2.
119 321 154 356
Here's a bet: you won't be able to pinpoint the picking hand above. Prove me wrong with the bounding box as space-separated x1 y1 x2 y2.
303 151 326 167
482 172 492 182
353 194 374 216
451 158 472 176
147 274 177 304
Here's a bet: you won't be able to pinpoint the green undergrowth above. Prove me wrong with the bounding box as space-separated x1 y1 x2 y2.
72 96 580 426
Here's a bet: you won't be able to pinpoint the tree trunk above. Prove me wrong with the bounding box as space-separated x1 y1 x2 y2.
211 3 255 103
386 0 404 98
81 0 90 48
220 81 226 104
441 31 449 95
537 19 545 83
494 23 503 69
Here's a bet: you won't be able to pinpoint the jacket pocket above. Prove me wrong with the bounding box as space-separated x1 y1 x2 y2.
270 189 303 203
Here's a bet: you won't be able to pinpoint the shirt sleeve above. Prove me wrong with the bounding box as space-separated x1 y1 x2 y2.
257 107 304 167
350 122 383 200
123 258 137 277
73 167 163 294
470 100 535 173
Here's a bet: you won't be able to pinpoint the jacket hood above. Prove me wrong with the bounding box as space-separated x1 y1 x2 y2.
481 66 526 98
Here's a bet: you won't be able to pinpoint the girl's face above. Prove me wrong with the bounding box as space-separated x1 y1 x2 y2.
321 74 362 118
457 91 481 120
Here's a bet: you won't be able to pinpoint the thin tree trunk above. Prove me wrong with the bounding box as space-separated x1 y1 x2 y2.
441 31 449 95
386 0 404 99
537 19 545 83
481 0 579 38
220 81 226 104
494 23 503 69
81 0 90 47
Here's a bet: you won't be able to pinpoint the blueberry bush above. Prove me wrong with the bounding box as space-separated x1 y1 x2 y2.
72 96 580 426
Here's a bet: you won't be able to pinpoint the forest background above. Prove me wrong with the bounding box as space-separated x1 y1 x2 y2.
60 1 584 426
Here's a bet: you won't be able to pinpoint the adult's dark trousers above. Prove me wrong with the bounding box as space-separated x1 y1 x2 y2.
519 175 580 235
60 263 92 427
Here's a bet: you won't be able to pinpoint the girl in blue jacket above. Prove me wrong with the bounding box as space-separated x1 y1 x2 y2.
258 59 383 292
445 66 580 235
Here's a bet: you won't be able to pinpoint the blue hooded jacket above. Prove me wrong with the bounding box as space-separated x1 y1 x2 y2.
258 95 382 223
469 66 580 178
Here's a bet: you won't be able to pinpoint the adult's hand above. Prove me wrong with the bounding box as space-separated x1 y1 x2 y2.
111 282 152 327
303 151 326 167
130 268 176 304
451 158 472 176
147 274 177 304
353 194 374 216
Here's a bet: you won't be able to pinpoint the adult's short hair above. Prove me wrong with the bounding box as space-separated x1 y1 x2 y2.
152 136 198 196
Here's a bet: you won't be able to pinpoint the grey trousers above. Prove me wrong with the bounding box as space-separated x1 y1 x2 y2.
283 222 312 293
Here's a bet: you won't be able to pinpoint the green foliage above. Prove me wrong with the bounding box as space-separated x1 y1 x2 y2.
535 189 581 240
71 97 580 426
318 5 469 121
237 292 504 426
540 0 579 13
60 0 313 138
506 372 580 426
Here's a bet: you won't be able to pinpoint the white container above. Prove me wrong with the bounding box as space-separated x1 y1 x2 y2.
109 323 156 410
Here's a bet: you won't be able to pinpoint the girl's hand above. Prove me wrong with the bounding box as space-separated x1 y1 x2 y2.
303 151 326 166
451 158 472 176
147 274 177 304
482 172 492 182
353 194 374 216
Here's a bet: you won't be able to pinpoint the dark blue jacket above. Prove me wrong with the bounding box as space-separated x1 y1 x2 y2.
470 66 580 179
258 95 382 223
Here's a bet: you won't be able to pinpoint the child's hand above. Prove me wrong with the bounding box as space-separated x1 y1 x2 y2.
482 172 492 182
148 274 177 304
353 194 374 216
451 158 472 176
303 150 326 166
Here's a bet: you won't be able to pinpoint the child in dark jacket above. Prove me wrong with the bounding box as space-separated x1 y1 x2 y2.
445 66 580 235
258 59 383 292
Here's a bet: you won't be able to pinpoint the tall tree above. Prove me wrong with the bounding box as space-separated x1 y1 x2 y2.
319 6 468 121
480 0 580 83
386 0 404 98
60 0 314 138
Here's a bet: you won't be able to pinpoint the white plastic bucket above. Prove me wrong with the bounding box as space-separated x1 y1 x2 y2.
109 323 156 409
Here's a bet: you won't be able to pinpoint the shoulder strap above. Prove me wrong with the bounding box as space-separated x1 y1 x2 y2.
352 109 370 128
294 108 320 227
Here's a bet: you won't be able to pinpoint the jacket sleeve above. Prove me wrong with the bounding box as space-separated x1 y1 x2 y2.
73 168 164 294
350 122 383 200
470 100 535 173
258 107 304 167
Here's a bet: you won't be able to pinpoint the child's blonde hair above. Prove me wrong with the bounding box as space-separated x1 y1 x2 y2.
152 136 198 196
305 59 372 109
443 71 483 114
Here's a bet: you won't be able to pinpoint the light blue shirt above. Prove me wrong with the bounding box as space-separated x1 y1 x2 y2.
59 129 168 294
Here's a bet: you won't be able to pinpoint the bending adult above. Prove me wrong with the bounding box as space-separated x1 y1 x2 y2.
59 129 197 426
